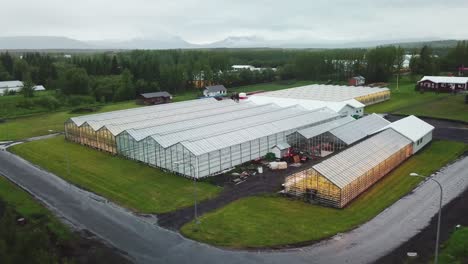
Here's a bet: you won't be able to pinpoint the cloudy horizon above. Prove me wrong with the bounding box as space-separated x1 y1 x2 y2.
3 0 468 44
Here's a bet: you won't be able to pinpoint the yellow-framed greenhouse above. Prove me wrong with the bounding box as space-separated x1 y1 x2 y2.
284 128 413 208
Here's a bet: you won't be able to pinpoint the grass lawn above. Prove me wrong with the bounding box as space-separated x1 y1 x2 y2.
9 136 221 213
0 101 140 141
181 140 468 248
0 175 70 240
439 226 468 264
366 76 468 122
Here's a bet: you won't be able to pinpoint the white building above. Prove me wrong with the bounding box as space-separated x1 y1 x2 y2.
379 115 434 154
203 85 227 97
248 84 390 117
0 81 46 95
0 80 23 95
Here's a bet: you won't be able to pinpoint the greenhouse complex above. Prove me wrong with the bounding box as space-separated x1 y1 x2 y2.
64 84 395 180
286 113 390 158
283 115 434 208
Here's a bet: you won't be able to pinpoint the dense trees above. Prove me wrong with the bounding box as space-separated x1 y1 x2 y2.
1 42 466 103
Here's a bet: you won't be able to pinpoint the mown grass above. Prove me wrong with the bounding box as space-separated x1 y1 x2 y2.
0 101 140 141
439 226 468 264
366 76 467 122
181 140 468 248
0 175 71 240
9 136 222 213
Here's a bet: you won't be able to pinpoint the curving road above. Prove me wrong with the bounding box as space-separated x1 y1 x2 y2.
0 148 467 264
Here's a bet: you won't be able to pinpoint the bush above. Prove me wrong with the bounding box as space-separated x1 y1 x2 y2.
16 98 35 109
264 152 276 161
66 95 96 107
34 96 62 111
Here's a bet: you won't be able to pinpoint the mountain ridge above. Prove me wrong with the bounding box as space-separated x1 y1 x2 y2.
0 35 464 50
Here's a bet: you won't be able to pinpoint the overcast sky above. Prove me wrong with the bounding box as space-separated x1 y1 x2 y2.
3 0 468 43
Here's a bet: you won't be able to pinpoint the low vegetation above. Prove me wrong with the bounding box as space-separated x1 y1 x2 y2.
0 176 69 263
181 140 468 248
439 226 468 264
9 136 222 213
0 176 131 263
0 101 139 141
366 76 468 122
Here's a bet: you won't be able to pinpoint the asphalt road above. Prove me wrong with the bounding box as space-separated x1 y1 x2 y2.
0 148 467 264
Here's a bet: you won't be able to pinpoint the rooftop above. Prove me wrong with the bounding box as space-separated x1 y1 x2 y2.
419 76 468 84
250 84 389 102
140 91 172 98
379 115 434 142
313 129 412 188
329 114 391 145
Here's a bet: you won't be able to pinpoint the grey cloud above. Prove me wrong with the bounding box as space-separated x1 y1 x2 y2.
1 0 468 43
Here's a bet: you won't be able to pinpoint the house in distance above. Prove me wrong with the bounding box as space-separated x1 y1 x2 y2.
203 85 227 97
417 76 468 92
137 92 172 105
348 75 366 86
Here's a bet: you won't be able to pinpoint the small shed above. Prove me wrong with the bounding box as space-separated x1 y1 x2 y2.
270 142 291 158
348 76 366 86
137 92 172 105
203 85 227 97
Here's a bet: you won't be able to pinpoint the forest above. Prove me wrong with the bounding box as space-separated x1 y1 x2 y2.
1 41 468 106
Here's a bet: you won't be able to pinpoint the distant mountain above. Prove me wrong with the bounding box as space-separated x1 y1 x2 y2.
88 36 195 49
0 35 464 50
0 36 94 49
205 36 268 48
383 39 462 49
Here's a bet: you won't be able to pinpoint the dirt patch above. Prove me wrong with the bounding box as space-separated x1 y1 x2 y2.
376 186 468 264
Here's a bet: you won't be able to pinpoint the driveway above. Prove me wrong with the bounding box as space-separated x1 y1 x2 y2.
1 148 467 264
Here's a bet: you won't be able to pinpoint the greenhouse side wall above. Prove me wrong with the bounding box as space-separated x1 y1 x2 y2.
355 90 390 105
339 143 413 207
284 169 341 207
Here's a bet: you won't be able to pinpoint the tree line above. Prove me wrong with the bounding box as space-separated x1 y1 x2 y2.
1 42 467 102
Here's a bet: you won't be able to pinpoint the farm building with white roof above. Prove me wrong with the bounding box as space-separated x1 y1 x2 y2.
0 80 46 95
417 76 468 92
248 84 390 117
283 115 433 208
287 114 390 157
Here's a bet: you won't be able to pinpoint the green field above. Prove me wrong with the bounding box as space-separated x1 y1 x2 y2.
0 91 57 118
0 175 70 240
439 226 468 264
0 101 140 141
9 136 222 213
181 140 468 248
366 77 468 122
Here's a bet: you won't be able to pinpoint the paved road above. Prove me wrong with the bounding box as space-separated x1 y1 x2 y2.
1 148 467 264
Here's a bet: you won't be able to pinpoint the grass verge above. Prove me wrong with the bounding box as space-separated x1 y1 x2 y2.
181 140 468 248
9 136 222 213
439 226 468 264
0 175 70 240
0 101 139 141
